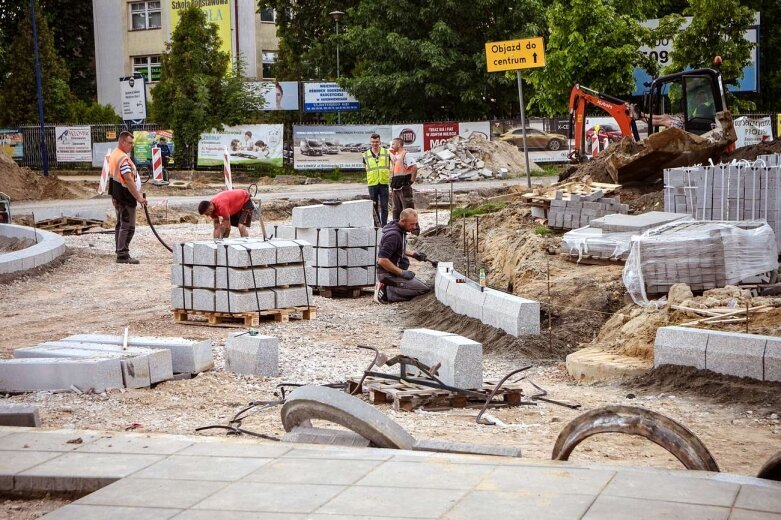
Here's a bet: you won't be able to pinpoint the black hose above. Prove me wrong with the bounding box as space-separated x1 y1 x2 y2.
142 197 173 252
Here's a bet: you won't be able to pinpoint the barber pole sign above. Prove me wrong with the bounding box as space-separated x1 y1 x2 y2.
98 148 111 194
151 146 164 182
223 147 233 190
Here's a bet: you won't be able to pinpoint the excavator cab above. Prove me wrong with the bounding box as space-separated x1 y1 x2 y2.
644 68 727 136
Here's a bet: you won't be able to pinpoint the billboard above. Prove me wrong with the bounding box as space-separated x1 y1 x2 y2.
133 130 174 164
169 0 233 59
247 81 299 111
0 129 23 160
388 121 491 162
293 125 392 170
303 82 360 112
734 116 773 148
55 126 92 162
119 75 147 120
198 125 283 167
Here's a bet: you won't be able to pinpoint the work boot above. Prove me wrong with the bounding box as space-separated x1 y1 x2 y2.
116 256 140 264
373 282 388 304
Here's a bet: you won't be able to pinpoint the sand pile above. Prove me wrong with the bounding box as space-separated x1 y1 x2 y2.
0 151 81 201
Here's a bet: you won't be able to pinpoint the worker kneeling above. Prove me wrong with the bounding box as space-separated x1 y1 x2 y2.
198 189 254 239
374 208 431 304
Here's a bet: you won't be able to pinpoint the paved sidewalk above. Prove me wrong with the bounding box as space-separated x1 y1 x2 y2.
0 427 777 519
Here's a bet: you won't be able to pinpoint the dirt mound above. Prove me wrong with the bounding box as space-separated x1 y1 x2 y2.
0 151 84 201
721 140 781 162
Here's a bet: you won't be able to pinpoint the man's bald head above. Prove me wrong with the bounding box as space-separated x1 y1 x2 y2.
399 208 418 232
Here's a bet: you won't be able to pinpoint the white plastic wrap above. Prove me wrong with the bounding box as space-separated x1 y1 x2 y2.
560 226 637 262
623 220 779 305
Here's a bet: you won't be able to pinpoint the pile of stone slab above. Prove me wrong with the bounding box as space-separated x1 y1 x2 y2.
664 158 781 253
655 326 780 382
272 200 379 288
548 194 629 230
415 135 509 183
0 334 213 393
623 220 779 302
435 262 540 337
560 211 692 262
171 238 314 313
400 328 482 389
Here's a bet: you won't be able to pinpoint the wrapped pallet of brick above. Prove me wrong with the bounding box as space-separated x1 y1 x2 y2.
171 238 314 317
623 220 778 305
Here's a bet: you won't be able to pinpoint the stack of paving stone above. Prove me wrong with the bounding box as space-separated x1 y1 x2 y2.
434 262 539 337
664 157 781 252
559 211 692 262
623 220 779 301
272 200 380 289
0 334 213 393
171 238 314 313
547 192 629 230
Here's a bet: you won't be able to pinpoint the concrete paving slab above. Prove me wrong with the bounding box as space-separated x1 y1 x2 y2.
316 485 467 518
654 326 709 370
245 457 381 485
581 495 730 520
176 440 291 459
40 504 182 520
734 484 781 514
705 330 767 380
74 434 194 455
446 490 595 520
193 481 345 513
0 450 62 491
0 403 40 427
357 460 494 490
0 430 101 451
292 200 373 229
728 510 781 520
172 512 308 520
602 470 740 507
281 446 393 461
0 358 124 393
477 465 616 495
132 454 272 481
76 477 229 509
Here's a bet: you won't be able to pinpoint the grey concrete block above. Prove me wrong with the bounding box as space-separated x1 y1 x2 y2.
654 326 709 370
705 330 767 380
62 334 213 375
193 266 217 287
216 241 277 267
313 266 372 287
481 288 540 336
0 358 124 393
765 337 781 382
0 403 41 427
215 266 276 290
192 288 217 312
225 332 278 377
400 328 482 389
292 200 374 229
214 289 277 313
275 265 313 287
170 265 192 287
171 287 192 310
272 286 314 308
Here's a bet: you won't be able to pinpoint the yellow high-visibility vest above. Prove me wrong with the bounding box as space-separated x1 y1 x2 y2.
363 147 390 186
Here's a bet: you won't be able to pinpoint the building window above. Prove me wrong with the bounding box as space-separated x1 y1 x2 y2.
260 8 275 22
130 1 161 31
133 55 162 82
262 51 277 78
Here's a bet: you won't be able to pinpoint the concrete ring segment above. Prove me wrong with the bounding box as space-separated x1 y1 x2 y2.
551 405 720 472
0 223 65 275
280 385 416 450
757 452 781 481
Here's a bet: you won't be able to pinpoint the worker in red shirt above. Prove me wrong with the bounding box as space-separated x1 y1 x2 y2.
197 189 254 238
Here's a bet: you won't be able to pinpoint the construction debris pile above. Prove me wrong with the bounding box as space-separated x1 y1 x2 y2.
664 154 781 253
416 134 541 183
522 179 627 230
272 200 380 288
623 220 779 303
171 238 314 313
0 334 213 393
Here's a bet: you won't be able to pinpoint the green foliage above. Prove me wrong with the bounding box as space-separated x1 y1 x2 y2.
533 224 551 236
69 101 122 124
151 7 262 167
527 0 651 116
451 201 509 220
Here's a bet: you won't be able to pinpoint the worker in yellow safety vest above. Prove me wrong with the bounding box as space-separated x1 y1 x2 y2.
363 133 391 226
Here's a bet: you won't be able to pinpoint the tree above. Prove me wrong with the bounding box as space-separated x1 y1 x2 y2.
151 7 262 167
527 0 651 116
0 1 74 124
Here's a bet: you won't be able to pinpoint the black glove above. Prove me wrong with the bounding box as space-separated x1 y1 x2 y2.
398 257 410 270
414 252 427 262
401 270 415 280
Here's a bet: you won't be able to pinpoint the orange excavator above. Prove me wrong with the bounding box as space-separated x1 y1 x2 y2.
568 68 730 163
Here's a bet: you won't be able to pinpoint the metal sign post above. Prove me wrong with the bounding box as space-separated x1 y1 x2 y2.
516 71 531 188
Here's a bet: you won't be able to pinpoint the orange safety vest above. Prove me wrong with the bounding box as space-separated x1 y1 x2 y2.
108 148 136 187
391 150 413 176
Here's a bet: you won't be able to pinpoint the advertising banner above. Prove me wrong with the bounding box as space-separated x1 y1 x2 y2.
133 130 174 164
55 126 92 162
293 125 392 170
390 124 424 161
734 116 773 148
198 125 283 167
92 143 115 167
119 75 147 120
303 83 360 112
169 0 233 59
247 81 299 111
0 129 23 160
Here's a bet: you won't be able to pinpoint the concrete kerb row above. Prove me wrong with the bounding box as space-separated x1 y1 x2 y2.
0 223 66 275
654 326 781 382
434 262 540 337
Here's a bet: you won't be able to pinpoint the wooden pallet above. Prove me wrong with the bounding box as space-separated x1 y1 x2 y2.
522 181 622 205
173 306 317 327
561 254 625 266
36 217 104 235
313 286 372 299
347 375 524 412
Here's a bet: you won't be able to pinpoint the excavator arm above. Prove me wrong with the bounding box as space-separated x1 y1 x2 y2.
568 85 640 162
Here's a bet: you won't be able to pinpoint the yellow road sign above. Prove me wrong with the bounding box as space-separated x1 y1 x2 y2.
485 37 546 72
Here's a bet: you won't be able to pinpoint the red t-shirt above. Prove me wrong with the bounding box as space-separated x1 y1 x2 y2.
211 189 250 218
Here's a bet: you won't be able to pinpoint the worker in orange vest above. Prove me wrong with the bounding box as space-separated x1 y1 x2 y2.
389 138 418 223
107 131 146 264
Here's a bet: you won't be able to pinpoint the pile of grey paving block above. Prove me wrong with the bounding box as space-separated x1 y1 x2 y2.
623 220 778 299
548 191 629 230
434 262 540 337
272 200 380 288
560 212 692 262
224 331 278 377
400 328 482 389
664 157 781 253
172 238 314 313
655 326 780 382
0 334 213 393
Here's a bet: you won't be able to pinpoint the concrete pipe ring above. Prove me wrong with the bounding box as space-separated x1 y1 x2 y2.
757 452 781 481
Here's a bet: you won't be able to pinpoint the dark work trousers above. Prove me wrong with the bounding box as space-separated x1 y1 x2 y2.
368 184 389 226
113 198 136 259
383 275 431 303
391 184 415 222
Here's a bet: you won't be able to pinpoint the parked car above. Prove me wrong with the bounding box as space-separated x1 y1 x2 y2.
300 140 324 156
323 141 340 154
499 128 568 151
585 123 623 143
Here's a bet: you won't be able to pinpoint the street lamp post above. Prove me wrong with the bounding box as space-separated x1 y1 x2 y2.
30 0 49 176
329 10 344 124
